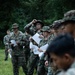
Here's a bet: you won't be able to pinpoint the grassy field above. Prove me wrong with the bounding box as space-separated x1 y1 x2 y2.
0 49 27 75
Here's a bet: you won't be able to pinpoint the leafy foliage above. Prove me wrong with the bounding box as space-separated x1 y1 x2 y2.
0 0 75 43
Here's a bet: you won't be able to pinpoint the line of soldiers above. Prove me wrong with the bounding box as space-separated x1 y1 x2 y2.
3 10 75 75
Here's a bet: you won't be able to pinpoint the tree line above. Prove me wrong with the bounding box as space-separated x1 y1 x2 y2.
0 0 75 44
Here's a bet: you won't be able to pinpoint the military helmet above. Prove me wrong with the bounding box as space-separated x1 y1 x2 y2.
12 23 19 29
41 26 50 32
52 20 63 29
60 16 75 25
34 20 44 27
64 10 75 18
60 10 75 24
63 16 75 22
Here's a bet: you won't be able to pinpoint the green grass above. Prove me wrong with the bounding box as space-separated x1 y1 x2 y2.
0 49 27 75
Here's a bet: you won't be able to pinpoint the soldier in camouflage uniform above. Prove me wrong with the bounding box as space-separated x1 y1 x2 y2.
24 19 43 35
37 26 52 75
46 10 75 75
3 29 11 61
24 19 44 75
44 20 66 75
60 10 75 39
47 33 75 75
9 23 27 75
23 30 31 65
51 20 65 37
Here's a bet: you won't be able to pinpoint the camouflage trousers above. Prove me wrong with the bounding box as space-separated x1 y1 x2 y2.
27 52 39 75
24 48 30 65
4 47 9 60
37 55 47 75
25 53 30 65
12 54 28 75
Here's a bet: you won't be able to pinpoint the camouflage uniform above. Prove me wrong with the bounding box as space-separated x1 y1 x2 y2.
24 20 43 36
3 32 10 61
24 22 36 36
37 26 51 75
24 20 43 75
59 10 75 26
46 20 65 75
57 10 75 75
10 23 27 75
24 22 36 75
23 32 31 65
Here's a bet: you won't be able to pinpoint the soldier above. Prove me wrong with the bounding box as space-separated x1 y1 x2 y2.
25 19 44 75
51 20 65 36
37 26 51 75
24 19 44 36
60 10 75 39
3 29 11 61
9 23 27 75
47 33 75 75
45 20 65 75
23 29 31 65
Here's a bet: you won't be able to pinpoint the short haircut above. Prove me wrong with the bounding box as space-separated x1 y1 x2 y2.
47 33 75 57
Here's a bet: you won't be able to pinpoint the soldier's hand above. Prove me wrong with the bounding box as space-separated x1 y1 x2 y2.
29 37 32 42
8 49 11 52
10 43 14 46
31 19 37 24
38 48 43 52
10 43 14 49
6 43 8 45
16 41 20 45
16 41 19 44
45 60 49 67
39 35 44 38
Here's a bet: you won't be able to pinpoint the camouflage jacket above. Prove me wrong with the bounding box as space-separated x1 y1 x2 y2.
38 35 52 47
58 61 75 75
23 32 31 48
3 34 10 48
24 22 36 36
9 31 25 55
3 34 10 45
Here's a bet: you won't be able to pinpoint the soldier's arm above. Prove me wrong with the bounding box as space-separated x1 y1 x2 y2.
3 36 6 45
24 19 37 29
17 34 27 47
8 37 13 50
24 21 33 30
3 36 8 45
